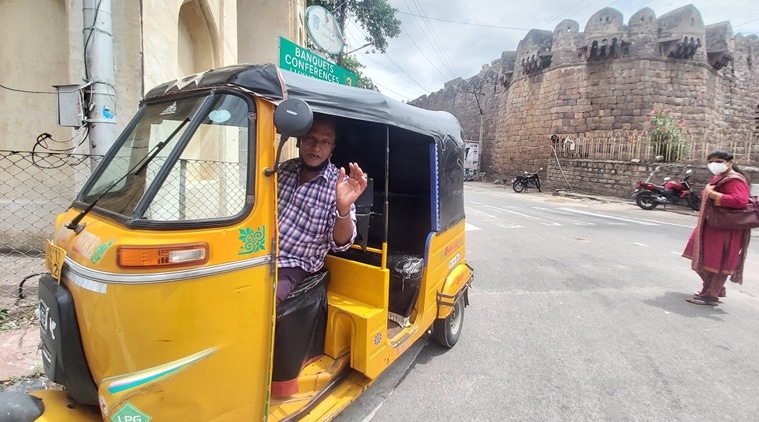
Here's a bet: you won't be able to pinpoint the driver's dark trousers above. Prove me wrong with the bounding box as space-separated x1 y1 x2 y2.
276 267 310 303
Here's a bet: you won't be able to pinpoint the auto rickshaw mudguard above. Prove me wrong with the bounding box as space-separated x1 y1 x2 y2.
437 263 473 319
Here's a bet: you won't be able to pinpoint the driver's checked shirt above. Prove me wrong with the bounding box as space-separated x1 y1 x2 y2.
277 159 356 273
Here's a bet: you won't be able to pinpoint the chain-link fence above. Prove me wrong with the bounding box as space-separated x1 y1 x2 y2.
0 149 249 328
0 150 99 328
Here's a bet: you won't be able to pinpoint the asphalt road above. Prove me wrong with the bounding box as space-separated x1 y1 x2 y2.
339 182 759 422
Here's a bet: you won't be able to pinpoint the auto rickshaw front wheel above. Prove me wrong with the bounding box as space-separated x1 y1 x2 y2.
433 297 465 348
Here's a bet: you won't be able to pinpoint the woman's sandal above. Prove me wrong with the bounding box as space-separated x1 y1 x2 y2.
694 288 726 300
686 296 719 306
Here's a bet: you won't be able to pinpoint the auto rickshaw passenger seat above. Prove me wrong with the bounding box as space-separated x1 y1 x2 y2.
271 269 329 399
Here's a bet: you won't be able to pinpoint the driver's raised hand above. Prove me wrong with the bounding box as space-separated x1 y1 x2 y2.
335 162 368 213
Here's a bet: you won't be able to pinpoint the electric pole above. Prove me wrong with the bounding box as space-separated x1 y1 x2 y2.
83 0 117 165
463 83 485 176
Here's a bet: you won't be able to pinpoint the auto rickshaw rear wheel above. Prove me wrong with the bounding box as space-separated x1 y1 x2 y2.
433 297 464 348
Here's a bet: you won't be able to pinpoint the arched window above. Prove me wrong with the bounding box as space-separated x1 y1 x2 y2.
178 0 218 75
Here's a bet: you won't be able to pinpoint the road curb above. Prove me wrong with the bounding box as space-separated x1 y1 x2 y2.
552 190 627 204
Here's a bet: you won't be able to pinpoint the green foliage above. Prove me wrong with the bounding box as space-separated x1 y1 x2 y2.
647 108 690 162
0 308 13 331
307 0 401 53
340 55 376 90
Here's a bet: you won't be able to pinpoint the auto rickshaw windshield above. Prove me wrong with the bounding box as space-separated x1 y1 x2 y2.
77 92 253 222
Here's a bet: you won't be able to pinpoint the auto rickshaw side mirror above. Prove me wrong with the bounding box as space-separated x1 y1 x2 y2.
265 99 314 176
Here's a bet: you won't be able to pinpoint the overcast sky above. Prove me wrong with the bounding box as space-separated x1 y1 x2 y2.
341 0 759 102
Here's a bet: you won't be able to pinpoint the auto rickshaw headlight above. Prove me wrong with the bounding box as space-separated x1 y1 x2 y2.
117 243 208 268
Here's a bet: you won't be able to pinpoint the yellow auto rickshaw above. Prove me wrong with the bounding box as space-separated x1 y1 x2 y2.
2 64 473 421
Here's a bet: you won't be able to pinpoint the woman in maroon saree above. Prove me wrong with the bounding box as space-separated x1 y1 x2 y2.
682 150 751 306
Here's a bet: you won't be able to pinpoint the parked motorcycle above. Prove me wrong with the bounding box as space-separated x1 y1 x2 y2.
633 169 700 210
512 167 542 193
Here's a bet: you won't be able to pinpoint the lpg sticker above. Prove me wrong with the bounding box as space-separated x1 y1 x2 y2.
111 402 151 422
238 226 266 255
448 253 461 270
91 240 114 264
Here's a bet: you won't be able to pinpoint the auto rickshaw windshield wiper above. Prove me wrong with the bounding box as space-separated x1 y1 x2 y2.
66 118 190 233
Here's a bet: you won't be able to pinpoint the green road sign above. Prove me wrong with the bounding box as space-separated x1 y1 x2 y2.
279 37 357 87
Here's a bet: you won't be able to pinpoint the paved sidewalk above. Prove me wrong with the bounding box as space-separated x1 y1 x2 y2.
0 325 41 381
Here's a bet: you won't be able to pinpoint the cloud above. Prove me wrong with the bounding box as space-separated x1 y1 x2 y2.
348 0 759 102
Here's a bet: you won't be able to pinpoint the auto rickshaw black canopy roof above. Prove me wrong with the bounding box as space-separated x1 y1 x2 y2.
145 63 465 231
145 64 463 144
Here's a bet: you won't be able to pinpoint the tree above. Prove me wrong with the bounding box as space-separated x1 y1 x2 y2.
307 0 401 54
340 55 376 90
306 0 401 90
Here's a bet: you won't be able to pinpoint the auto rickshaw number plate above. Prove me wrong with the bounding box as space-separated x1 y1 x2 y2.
45 239 66 282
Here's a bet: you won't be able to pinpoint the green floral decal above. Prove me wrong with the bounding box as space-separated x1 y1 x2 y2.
91 240 113 264
238 226 266 255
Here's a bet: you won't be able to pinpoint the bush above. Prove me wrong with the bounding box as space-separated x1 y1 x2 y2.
647 109 690 162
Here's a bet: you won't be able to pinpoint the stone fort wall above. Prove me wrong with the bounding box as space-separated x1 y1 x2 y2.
410 5 759 189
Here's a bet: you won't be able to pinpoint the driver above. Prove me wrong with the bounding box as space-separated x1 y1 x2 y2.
276 115 368 303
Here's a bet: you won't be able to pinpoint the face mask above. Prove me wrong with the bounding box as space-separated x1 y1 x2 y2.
707 162 728 175
300 156 330 172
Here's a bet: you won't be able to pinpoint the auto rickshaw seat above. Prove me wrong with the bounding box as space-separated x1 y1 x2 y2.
271 269 330 399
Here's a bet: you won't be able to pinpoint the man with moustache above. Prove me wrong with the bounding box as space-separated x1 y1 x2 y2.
276 115 367 303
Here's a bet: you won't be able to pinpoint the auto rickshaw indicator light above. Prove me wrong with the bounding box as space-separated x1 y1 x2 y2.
117 243 208 268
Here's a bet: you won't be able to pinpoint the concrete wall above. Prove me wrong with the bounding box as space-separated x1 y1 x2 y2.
238 0 306 65
0 0 305 248
0 0 304 155
546 159 759 198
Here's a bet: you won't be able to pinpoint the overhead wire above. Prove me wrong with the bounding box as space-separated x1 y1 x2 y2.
402 0 459 79
346 19 433 93
372 5 452 82
359 54 431 94
538 0 606 30
734 16 759 28
395 10 533 31
373 82 415 101
0 83 86 95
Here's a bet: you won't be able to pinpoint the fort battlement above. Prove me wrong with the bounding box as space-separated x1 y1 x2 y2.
411 4 759 181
